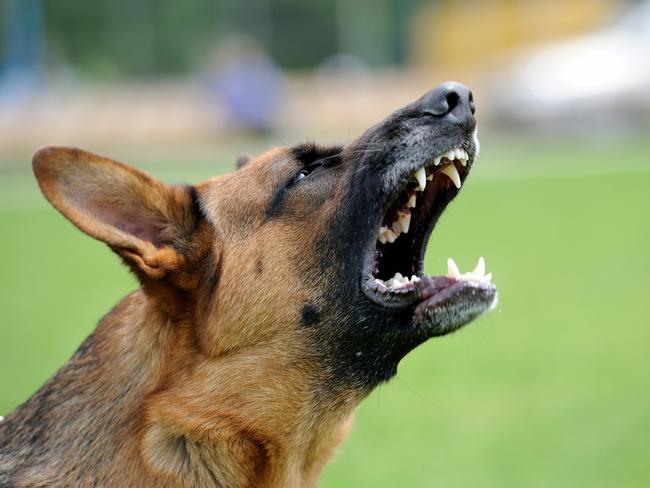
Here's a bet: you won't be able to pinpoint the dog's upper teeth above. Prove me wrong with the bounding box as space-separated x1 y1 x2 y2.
443 149 455 160
447 256 493 283
396 210 411 234
378 226 398 244
438 147 468 165
414 166 427 191
458 148 468 166
407 194 417 208
440 163 461 189
385 230 398 243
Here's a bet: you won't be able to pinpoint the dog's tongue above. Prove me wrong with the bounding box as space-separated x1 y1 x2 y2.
414 274 496 315
416 275 459 301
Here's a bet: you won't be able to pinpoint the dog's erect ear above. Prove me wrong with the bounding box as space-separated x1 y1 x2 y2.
33 147 204 282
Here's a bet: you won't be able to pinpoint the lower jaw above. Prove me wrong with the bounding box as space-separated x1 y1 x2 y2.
361 273 498 335
361 273 421 309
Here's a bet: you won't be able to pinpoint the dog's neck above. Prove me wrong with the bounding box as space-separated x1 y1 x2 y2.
2 290 353 487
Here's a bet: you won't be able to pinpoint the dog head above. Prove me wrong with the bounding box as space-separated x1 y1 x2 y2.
33 82 496 400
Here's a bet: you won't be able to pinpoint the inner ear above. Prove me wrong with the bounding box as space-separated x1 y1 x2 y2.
33 146 203 281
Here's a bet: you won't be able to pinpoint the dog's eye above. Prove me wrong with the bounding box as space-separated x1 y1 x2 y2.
292 164 320 184
295 169 309 182
292 156 341 185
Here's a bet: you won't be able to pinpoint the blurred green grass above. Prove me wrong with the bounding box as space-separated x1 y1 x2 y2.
1 139 649 487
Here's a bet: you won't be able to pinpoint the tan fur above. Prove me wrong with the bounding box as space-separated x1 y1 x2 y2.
0 147 358 487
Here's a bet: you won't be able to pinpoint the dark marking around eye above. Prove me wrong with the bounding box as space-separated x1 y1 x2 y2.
301 303 320 327
291 143 343 166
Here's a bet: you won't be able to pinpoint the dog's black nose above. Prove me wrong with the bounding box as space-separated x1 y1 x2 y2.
418 81 476 131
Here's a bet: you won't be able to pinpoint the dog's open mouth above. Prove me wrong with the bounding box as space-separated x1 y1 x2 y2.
361 144 497 335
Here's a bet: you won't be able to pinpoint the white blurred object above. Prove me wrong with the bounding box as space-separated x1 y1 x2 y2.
490 1 650 128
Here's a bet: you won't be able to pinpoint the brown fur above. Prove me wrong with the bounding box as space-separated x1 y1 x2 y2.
0 147 358 487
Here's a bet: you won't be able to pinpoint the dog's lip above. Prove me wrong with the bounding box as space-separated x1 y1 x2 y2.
412 276 497 335
360 272 496 310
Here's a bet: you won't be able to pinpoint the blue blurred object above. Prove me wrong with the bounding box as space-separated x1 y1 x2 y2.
1 0 45 103
204 43 286 133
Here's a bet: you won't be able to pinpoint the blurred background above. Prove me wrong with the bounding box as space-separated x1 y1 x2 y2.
1 0 649 486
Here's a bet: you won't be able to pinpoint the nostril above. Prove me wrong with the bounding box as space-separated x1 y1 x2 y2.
445 91 460 113
423 82 475 119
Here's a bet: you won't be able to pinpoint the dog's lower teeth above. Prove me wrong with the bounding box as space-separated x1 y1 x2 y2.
447 256 492 283
374 273 420 290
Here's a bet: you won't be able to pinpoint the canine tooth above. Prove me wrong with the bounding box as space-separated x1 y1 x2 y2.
410 275 420 283
473 256 486 278
407 194 417 208
426 173 433 181
414 167 427 191
434 156 442 166
441 163 461 189
447 258 460 278
459 158 467 167
392 219 402 234
397 211 411 233
447 257 461 278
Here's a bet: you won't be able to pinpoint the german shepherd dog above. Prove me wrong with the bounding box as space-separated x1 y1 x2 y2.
0 82 496 487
